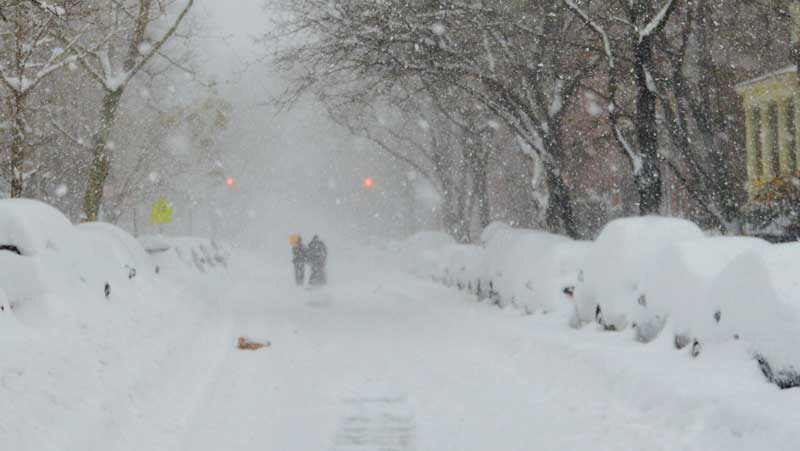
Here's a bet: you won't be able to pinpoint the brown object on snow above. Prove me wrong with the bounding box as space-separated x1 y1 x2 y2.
237 337 271 350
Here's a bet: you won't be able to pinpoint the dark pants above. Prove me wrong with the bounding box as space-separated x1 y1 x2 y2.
309 263 326 286
294 261 305 285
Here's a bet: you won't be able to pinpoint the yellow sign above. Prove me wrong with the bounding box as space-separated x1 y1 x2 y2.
151 198 173 225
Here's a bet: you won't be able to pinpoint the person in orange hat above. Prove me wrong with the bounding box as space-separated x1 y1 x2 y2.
289 234 307 286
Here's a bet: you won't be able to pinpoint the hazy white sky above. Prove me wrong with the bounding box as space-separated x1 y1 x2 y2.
187 1 436 248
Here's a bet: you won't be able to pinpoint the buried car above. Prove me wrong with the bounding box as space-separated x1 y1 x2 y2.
703 243 800 389
634 236 769 345
442 244 484 293
481 224 572 311
574 216 705 331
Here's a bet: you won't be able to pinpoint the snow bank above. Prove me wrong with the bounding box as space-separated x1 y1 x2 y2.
574 216 704 330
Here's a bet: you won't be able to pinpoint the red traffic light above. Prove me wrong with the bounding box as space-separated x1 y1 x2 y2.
225 177 235 187
363 177 374 188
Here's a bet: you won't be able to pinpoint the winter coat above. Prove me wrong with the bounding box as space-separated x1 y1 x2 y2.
292 239 306 264
306 237 327 266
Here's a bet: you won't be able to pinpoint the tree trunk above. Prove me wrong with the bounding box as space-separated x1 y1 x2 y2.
9 91 27 198
544 163 579 239
82 89 123 222
471 152 491 231
542 122 579 238
633 37 663 214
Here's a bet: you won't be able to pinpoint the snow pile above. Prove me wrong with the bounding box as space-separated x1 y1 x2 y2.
574 216 704 330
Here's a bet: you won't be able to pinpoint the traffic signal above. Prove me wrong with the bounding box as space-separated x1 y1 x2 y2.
225 177 235 187
363 177 374 189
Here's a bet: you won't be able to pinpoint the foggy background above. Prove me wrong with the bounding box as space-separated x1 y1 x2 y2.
182 0 439 251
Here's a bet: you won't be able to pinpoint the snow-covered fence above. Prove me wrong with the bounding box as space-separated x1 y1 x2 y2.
401 217 800 390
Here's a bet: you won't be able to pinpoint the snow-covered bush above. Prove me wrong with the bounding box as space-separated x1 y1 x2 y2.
707 244 800 388
574 216 704 330
635 237 769 344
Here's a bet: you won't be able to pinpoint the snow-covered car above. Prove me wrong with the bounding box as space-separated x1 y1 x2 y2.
442 244 484 293
0 199 130 317
531 241 591 314
635 236 769 345
481 224 570 310
705 243 800 388
142 236 229 277
574 216 704 330
77 222 153 288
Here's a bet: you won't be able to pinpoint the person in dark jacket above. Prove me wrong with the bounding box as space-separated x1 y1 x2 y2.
306 235 328 286
290 234 306 286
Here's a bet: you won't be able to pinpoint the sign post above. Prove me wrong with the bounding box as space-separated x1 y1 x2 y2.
151 198 173 233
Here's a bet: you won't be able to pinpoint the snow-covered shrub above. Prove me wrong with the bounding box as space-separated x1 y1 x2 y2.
636 236 769 343
707 244 800 388
574 216 704 330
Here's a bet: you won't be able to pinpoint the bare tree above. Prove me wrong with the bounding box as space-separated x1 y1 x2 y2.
0 0 84 197
57 0 195 221
267 0 601 238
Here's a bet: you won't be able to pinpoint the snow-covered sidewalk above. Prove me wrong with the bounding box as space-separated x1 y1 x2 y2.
4 246 800 451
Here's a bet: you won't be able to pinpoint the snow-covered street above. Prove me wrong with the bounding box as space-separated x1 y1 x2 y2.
7 244 800 451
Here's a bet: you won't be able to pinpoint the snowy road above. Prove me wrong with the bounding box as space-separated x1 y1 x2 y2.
6 247 800 450
138 249 800 451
